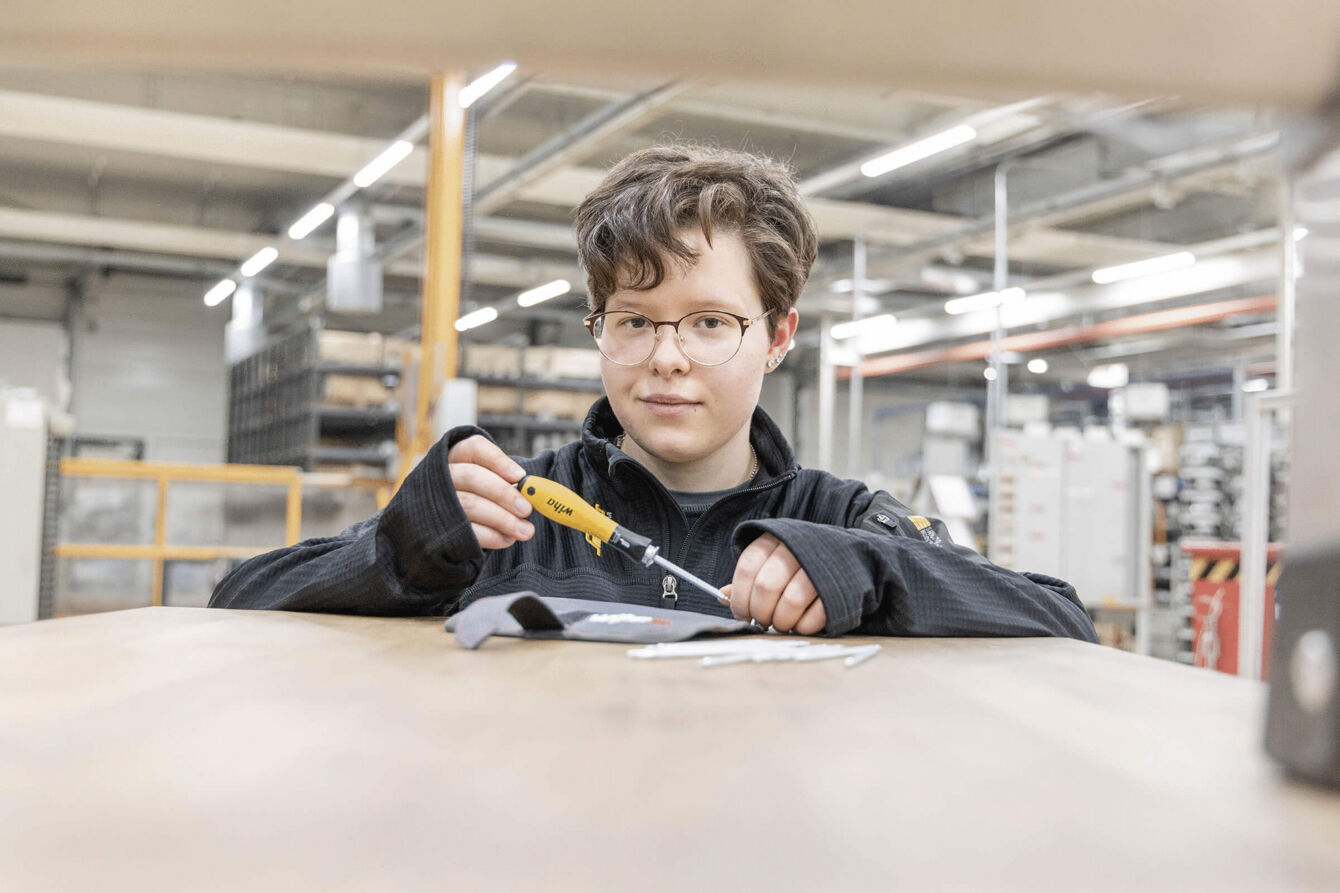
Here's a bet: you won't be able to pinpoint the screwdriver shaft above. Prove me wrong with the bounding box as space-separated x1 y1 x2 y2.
515 474 756 623
651 553 729 605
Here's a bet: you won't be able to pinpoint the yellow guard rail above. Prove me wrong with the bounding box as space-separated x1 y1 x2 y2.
53 458 392 607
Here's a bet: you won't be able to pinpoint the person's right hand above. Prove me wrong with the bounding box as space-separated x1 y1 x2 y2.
446 435 534 550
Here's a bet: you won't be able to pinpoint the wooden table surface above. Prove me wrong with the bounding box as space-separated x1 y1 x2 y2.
3 607 1339 892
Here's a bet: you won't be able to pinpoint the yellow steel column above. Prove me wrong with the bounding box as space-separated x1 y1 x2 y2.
413 72 468 459
152 474 169 607
285 473 303 546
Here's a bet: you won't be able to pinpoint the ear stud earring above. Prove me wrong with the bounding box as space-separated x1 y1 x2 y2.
767 357 781 369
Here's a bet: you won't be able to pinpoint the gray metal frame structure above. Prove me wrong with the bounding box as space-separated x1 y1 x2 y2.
226 320 400 471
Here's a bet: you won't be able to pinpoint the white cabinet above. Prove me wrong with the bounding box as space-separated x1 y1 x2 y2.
0 390 47 624
990 432 1150 613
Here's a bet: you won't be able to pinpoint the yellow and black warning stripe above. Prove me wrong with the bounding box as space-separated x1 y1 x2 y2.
1190 557 1283 585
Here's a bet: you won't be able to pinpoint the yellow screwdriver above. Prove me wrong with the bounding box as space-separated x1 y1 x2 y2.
516 474 732 607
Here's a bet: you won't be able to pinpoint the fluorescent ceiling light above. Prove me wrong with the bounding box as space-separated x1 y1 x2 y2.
1087 363 1130 389
983 366 998 381
353 140 414 188
1091 251 1195 285
829 278 893 294
830 313 897 341
288 203 335 240
516 279 571 307
1026 358 1049 374
460 62 519 108
240 246 278 278
944 286 1024 316
455 307 499 332
919 266 982 295
203 279 237 307
861 124 977 178
1242 378 1270 393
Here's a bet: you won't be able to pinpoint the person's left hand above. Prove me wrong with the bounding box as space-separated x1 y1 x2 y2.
721 533 827 634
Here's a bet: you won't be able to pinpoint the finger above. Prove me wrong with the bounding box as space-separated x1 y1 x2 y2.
470 522 519 551
456 491 535 541
720 584 756 623
725 579 749 622
451 463 533 520
730 535 782 620
770 570 818 633
727 577 749 621
448 435 527 483
719 584 742 620
748 547 802 628
794 598 828 636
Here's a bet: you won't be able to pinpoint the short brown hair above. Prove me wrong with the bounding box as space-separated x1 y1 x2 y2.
575 145 818 331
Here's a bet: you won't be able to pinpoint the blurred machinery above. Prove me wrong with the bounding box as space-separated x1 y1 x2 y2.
989 430 1152 651
1265 130 1340 787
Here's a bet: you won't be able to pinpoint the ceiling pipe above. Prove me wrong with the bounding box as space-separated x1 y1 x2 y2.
838 293 1277 378
817 227 1283 357
377 82 688 272
524 80 976 147
0 239 307 293
820 98 1169 202
372 207 578 252
473 81 690 217
884 131 1280 265
798 97 1054 197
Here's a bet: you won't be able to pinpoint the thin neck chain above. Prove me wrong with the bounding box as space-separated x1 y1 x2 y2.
615 433 759 485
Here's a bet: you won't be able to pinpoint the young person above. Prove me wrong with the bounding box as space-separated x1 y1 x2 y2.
211 146 1096 642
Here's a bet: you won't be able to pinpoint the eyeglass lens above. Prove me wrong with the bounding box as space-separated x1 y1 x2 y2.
589 311 749 366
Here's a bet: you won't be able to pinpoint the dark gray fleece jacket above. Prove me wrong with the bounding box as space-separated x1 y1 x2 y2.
210 398 1097 642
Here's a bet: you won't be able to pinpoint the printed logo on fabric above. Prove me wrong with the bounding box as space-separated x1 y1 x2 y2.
585 613 673 626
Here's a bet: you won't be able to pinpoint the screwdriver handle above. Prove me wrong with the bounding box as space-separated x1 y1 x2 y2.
516 475 657 564
517 475 617 540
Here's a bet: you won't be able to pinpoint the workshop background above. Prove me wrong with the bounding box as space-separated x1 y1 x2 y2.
0 60 1301 677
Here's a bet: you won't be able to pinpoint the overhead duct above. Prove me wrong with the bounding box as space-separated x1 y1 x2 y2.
326 204 383 314
225 280 265 364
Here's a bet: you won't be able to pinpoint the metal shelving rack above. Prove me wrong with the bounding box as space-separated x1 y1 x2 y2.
470 372 603 455
227 321 401 471
37 434 64 620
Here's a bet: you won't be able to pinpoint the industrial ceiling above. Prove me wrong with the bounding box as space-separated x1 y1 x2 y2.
0 61 1297 397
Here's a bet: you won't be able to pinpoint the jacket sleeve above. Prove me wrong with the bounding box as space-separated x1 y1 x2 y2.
732 489 1097 642
208 425 491 615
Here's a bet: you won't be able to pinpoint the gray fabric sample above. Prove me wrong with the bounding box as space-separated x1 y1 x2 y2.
448 592 758 649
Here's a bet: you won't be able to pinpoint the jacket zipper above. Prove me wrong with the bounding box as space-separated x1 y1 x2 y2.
616 455 797 605
674 471 797 569
667 472 800 606
661 573 678 608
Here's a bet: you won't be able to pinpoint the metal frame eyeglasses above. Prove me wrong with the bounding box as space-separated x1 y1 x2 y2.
582 309 771 366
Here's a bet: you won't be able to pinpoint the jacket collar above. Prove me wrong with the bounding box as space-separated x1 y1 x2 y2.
581 396 799 486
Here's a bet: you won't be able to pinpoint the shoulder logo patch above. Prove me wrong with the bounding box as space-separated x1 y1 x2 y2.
909 515 944 546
